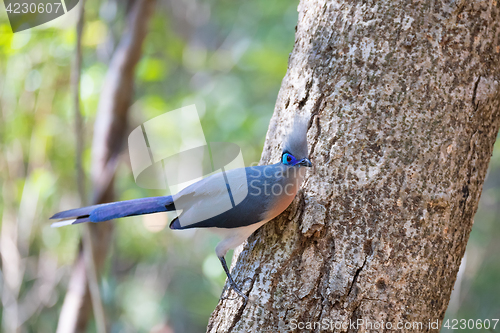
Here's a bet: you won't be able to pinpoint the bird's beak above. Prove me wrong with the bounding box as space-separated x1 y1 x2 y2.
298 158 312 167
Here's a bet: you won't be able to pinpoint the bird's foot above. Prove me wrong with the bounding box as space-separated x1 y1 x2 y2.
221 282 248 305
218 255 248 305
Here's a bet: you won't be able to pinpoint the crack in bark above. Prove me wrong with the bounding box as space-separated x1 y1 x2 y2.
346 255 368 299
309 116 322 160
298 79 313 109
308 94 325 159
460 130 478 218
292 190 307 229
472 75 481 109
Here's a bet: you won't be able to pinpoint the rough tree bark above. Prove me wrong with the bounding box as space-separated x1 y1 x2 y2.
56 1 155 332
208 0 500 332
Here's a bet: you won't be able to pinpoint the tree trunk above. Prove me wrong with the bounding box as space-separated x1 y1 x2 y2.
208 0 500 331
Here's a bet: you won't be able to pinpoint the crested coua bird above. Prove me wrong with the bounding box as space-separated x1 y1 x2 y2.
50 117 312 302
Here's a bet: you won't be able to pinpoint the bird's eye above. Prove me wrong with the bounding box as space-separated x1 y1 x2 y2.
282 153 295 165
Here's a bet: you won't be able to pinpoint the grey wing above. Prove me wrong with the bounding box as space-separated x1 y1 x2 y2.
170 165 282 229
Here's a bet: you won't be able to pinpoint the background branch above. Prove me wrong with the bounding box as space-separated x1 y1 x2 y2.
57 1 155 332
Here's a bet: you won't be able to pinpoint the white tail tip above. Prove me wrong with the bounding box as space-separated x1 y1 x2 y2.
51 219 77 228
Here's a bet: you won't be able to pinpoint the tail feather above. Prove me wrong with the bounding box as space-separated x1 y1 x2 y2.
50 196 175 227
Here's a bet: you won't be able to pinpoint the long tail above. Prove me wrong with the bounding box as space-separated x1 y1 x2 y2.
50 196 175 228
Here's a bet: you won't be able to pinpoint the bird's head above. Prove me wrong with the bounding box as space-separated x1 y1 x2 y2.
281 116 312 167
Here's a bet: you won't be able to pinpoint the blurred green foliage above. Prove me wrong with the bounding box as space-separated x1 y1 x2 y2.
0 1 498 333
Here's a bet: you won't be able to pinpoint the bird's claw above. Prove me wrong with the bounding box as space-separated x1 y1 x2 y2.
221 282 248 305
